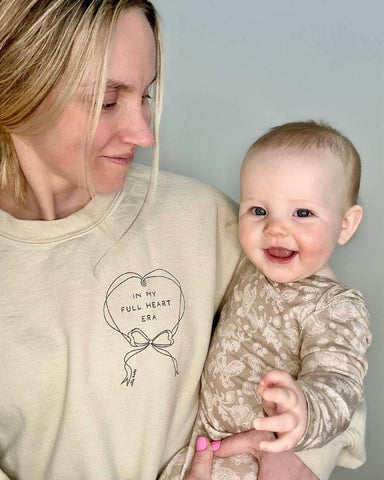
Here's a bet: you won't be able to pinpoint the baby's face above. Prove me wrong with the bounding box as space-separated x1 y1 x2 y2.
239 146 348 283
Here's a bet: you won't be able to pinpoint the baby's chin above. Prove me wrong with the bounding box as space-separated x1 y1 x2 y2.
264 273 303 284
256 265 306 284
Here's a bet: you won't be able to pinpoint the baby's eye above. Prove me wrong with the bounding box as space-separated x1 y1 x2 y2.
294 209 313 218
251 207 266 216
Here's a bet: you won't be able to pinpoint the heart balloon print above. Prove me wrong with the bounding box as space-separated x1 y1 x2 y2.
103 269 185 386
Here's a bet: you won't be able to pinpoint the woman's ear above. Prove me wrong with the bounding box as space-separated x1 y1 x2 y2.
338 204 363 245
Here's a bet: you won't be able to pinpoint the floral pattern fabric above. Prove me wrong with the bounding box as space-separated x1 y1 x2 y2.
161 261 371 479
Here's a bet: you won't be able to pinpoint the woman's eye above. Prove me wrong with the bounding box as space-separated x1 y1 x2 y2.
252 207 266 216
295 209 312 217
102 91 118 110
102 102 117 110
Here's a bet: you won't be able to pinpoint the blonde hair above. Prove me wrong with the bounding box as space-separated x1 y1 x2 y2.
0 0 162 204
246 121 361 206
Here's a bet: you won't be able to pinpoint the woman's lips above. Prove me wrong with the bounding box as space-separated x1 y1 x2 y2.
102 155 134 166
264 247 298 264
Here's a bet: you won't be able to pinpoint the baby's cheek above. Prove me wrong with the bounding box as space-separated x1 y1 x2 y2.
239 222 255 250
302 231 334 259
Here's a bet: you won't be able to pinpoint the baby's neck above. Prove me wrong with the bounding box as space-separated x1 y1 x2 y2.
312 264 338 281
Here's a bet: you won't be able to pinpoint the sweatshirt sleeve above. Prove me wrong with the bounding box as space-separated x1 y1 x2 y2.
295 288 371 451
213 191 242 314
295 400 367 480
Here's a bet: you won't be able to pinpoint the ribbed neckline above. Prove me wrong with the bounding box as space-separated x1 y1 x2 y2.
0 164 146 244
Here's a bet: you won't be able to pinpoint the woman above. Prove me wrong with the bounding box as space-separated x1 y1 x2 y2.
0 1 364 479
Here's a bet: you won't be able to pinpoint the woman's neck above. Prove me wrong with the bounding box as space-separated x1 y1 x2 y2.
0 189 91 221
3 134 92 220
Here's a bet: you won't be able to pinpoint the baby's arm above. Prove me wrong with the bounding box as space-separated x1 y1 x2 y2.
254 289 371 455
272 290 370 453
254 369 308 453
294 294 370 451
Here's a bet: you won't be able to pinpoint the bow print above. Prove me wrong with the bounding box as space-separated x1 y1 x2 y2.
121 328 179 386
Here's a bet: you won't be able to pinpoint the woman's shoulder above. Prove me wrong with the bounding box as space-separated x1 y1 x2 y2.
154 168 239 226
126 163 236 206
158 167 236 206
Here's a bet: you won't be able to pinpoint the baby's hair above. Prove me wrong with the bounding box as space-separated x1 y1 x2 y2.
246 121 361 206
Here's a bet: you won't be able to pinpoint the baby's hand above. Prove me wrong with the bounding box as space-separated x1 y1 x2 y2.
254 369 307 453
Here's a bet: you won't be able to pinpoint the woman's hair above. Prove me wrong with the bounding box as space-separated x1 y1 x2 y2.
0 0 162 204
246 121 361 206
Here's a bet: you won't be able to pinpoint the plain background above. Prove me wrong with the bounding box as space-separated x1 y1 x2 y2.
137 1 383 478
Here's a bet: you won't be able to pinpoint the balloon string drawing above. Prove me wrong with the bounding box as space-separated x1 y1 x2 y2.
103 269 185 386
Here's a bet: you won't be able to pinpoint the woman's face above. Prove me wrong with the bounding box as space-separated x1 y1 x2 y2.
13 9 156 201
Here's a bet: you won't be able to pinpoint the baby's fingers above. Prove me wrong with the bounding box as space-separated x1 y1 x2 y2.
261 385 297 410
258 432 297 453
254 412 296 434
259 369 294 389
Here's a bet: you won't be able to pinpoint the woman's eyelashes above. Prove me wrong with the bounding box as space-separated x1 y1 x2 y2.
102 92 118 110
102 101 117 110
102 92 152 110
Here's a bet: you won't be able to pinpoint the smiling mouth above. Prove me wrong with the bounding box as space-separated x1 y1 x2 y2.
264 247 298 264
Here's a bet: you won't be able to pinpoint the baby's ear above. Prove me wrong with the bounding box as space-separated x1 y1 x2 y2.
338 205 363 245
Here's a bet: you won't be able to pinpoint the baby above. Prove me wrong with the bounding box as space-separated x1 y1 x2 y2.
161 121 371 479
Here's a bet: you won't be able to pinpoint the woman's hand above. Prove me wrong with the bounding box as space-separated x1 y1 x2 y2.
185 437 213 480
186 430 319 480
257 451 320 480
186 431 268 480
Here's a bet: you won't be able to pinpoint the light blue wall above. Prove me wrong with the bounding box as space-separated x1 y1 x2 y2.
138 2 384 478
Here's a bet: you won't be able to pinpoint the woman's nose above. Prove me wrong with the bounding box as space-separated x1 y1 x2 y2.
264 217 288 238
117 107 155 147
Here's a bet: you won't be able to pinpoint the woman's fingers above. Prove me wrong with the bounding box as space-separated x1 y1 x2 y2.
186 437 213 480
214 430 270 460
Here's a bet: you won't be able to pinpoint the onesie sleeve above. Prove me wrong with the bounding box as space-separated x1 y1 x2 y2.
295 288 371 451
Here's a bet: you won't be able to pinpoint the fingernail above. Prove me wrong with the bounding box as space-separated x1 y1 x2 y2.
254 419 260 430
196 437 207 451
211 440 221 452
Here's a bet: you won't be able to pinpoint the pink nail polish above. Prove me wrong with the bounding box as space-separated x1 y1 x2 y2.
196 437 207 451
211 440 221 452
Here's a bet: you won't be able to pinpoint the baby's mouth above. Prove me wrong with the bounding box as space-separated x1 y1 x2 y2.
264 247 298 263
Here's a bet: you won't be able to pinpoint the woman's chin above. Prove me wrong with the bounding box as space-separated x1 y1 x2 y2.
93 174 127 195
